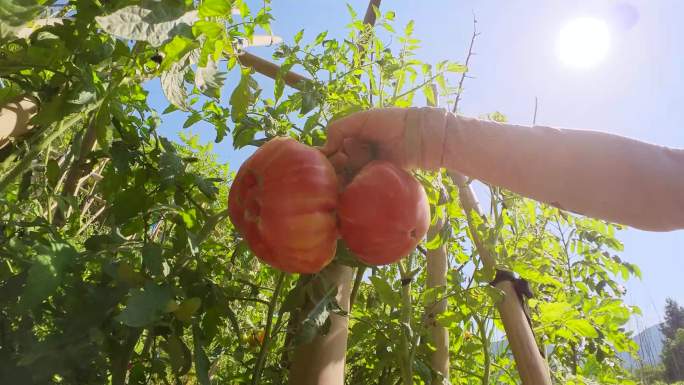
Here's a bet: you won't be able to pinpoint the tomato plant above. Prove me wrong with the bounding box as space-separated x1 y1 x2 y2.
0 1 642 385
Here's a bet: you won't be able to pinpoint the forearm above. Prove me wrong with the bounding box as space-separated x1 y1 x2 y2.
432 111 684 231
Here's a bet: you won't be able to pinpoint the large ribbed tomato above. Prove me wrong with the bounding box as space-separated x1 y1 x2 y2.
338 160 430 265
228 137 339 273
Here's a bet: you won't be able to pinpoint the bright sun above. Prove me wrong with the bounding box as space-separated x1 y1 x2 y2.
557 17 611 69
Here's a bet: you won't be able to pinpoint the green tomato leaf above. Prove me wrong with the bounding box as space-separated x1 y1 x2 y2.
173 297 202 323
567 319 599 338
163 334 192 375
198 0 232 17
115 283 173 327
95 6 197 47
369 276 399 308
229 70 258 122
142 243 164 277
294 287 336 345
45 158 60 188
20 240 76 310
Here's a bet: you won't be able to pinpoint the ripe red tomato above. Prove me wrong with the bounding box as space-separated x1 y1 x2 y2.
338 160 430 265
228 137 339 273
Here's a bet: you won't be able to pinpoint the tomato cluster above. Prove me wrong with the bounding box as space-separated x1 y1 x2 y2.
228 137 429 273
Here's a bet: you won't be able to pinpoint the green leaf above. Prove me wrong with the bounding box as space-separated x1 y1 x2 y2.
142 243 164 277
115 283 173 327
294 29 304 44
345 4 358 20
194 176 218 199
183 112 202 128
192 324 211 385
300 87 321 115
46 158 60 188
436 311 462 328
20 240 76 310
404 20 415 36
281 284 306 313
173 297 201 322
447 63 468 73
163 335 192 375
95 5 197 47
198 0 232 17
85 233 126 252
415 360 433 384
161 36 199 71
113 186 147 224
95 105 111 151
567 319 599 338
230 70 257 122
0 0 42 30
192 20 224 39
195 60 225 93
369 276 399 308
539 301 574 323
294 287 336 345
161 65 190 111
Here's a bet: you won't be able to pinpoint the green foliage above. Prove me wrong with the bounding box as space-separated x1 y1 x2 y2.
0 1 643 385
660 299 684 382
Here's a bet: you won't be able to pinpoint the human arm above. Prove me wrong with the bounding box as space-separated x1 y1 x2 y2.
322 107 684 231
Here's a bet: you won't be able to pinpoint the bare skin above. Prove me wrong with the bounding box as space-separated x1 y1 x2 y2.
322 107 684 232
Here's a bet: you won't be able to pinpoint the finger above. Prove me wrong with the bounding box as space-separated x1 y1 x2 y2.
319 110 370 156
343 138 374 172
360 107 408 143
328 151 350 173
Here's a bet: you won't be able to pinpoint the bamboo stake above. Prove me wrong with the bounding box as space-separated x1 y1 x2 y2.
425 86 450 384
449 172 552 385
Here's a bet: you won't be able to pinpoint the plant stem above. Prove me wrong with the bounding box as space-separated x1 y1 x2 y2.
476 316 491 385
398 259 414 385
251 272 286 385
349 266 366 310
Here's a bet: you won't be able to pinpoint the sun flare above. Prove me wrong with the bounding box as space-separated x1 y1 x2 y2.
557 17 611 69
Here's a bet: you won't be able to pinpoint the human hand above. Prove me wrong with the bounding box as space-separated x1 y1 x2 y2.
320 107 449 180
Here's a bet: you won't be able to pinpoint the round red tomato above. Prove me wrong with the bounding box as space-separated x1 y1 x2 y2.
338 160 430 265
228 137 339 273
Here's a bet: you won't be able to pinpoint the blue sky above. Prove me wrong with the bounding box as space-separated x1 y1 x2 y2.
148 0 683 330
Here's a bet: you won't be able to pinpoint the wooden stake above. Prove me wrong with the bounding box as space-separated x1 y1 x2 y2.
287 262 353 385
238 52 309 91
449 172 552 385
0 96 39 148
425 200 450 384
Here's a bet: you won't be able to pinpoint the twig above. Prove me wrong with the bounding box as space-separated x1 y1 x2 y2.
532 97 538 126
251 272 286 385
452 15 480 113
